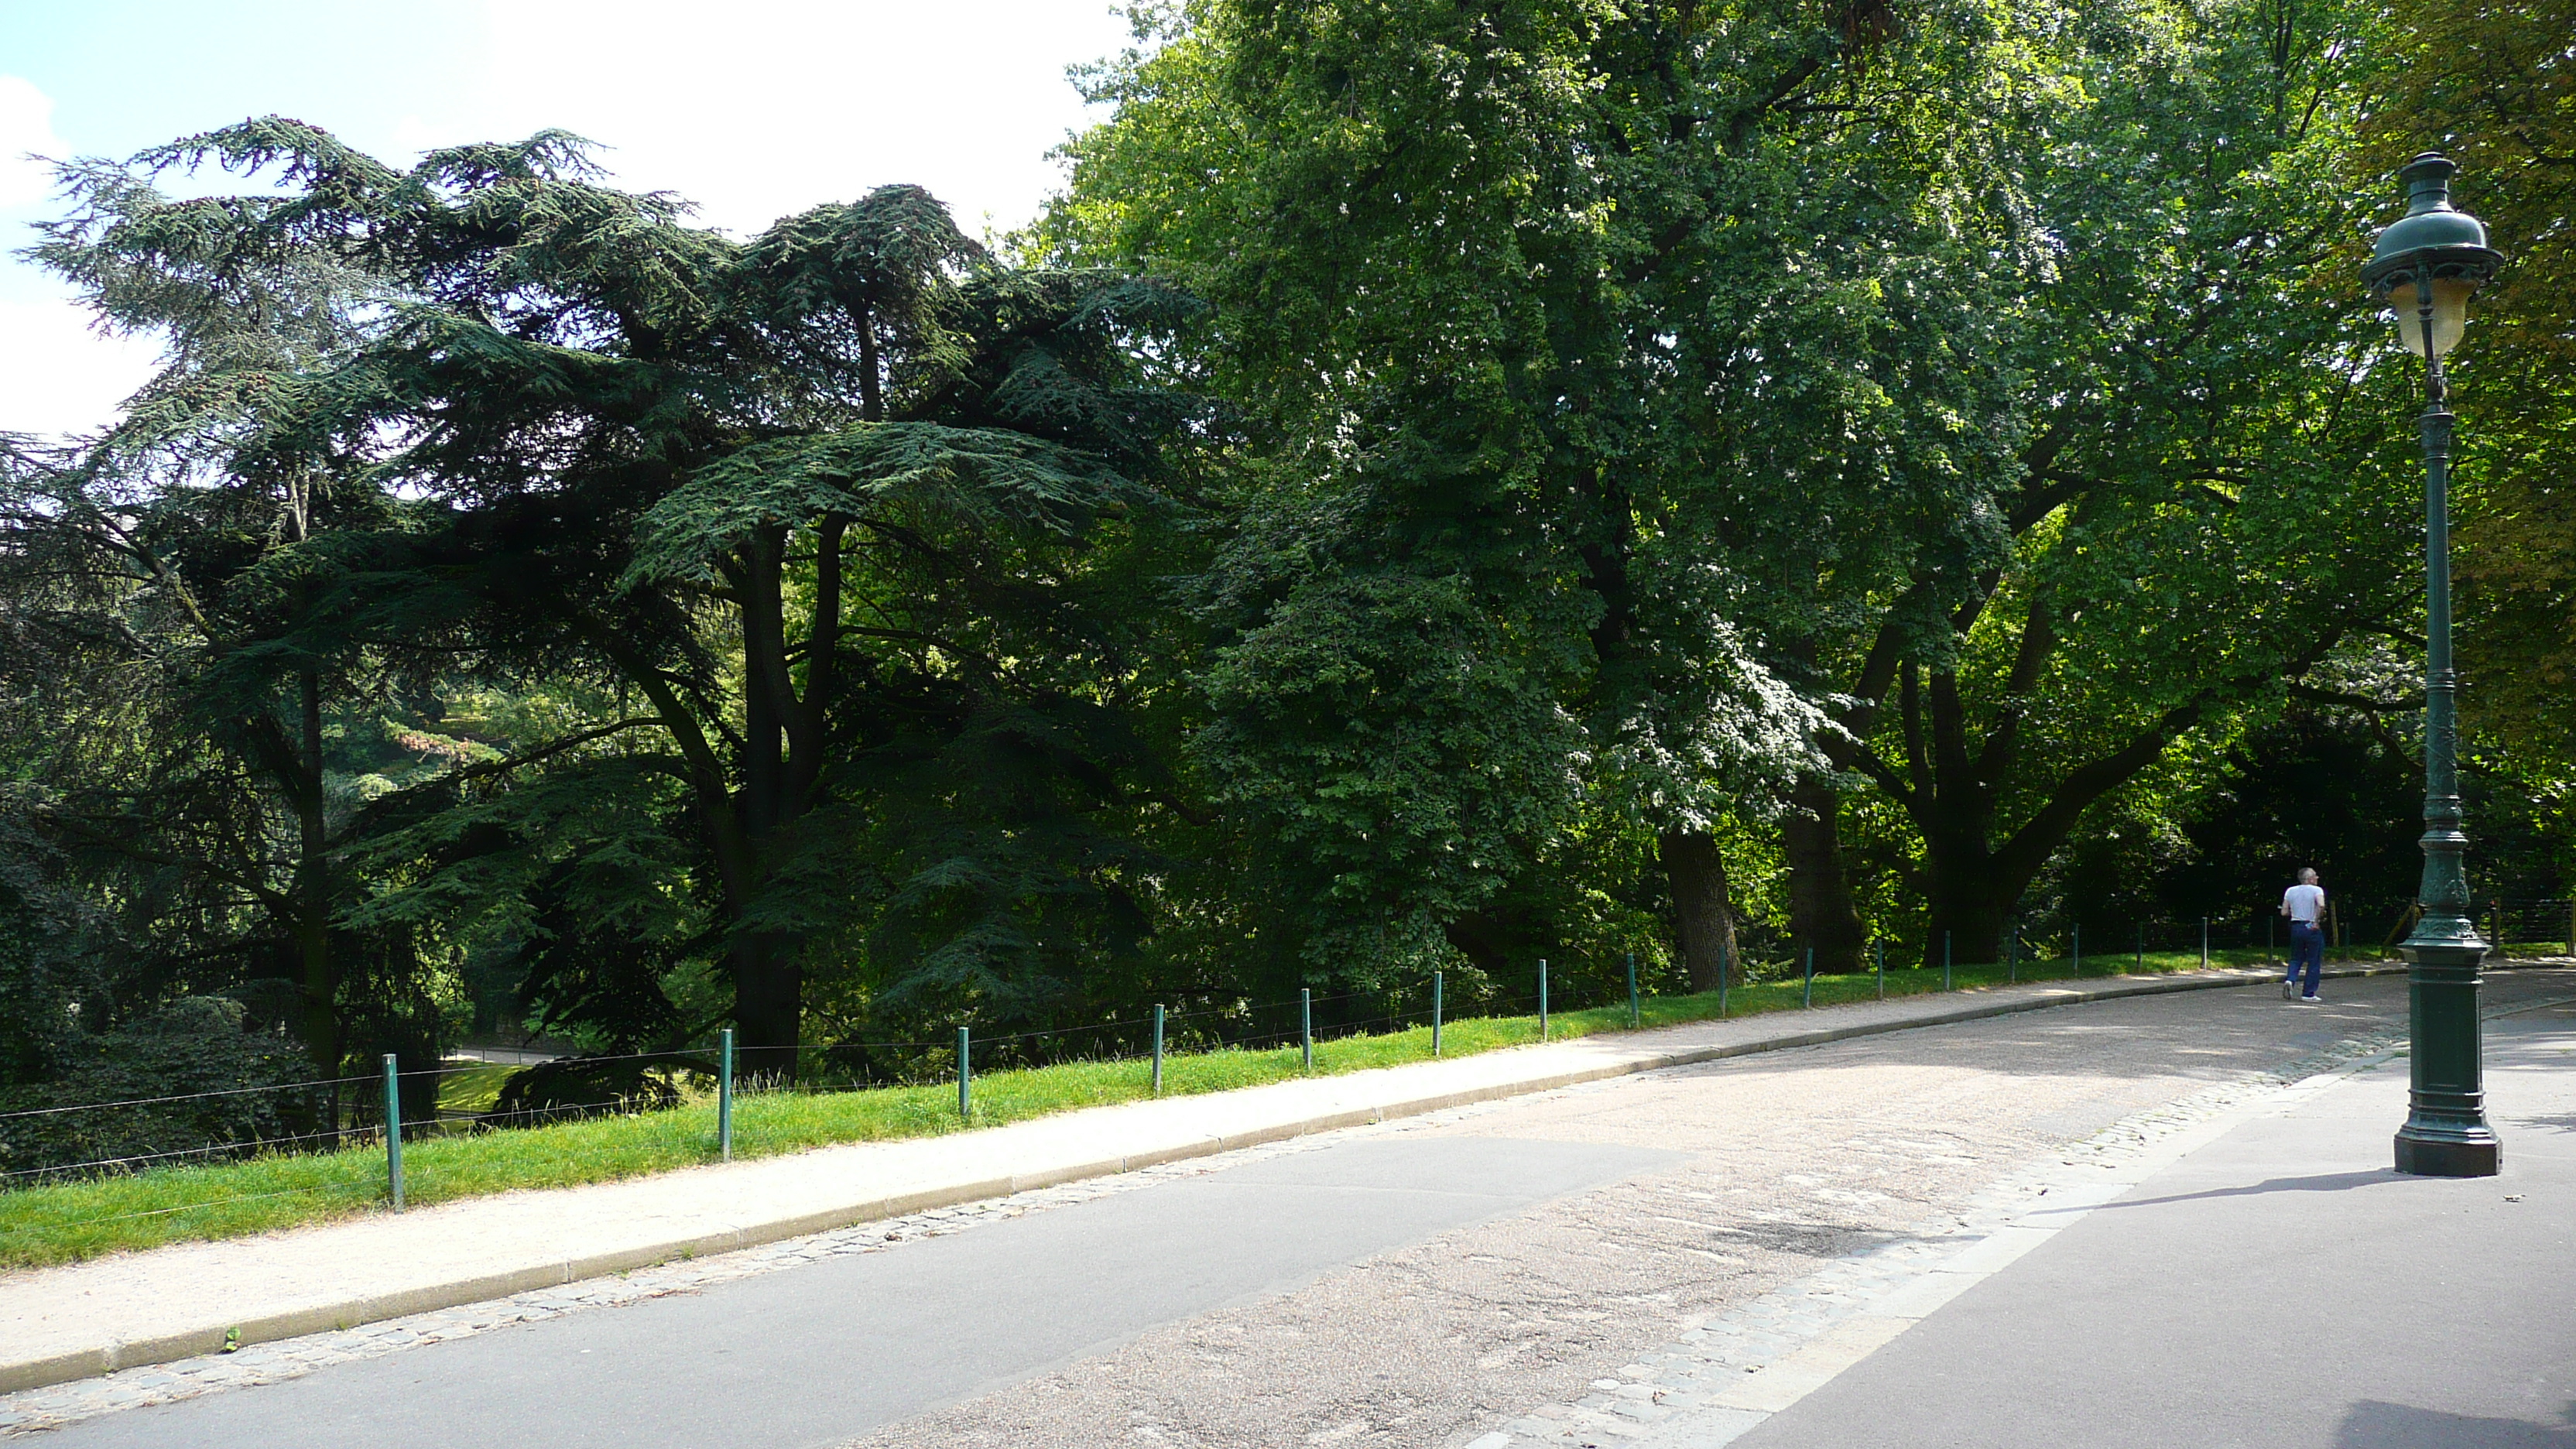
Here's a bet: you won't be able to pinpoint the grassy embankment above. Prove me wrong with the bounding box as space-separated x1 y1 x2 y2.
0 946 2326 1268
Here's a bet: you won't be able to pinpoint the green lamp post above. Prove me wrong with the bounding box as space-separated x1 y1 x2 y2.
2361 152 2505 1178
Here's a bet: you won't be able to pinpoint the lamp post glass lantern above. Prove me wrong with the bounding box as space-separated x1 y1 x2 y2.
2362 151 2506 1178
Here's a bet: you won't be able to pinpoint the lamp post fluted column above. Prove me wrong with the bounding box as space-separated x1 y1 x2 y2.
2362 152 2505 1177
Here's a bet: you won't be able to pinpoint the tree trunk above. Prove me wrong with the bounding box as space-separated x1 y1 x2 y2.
1896 639 2232 964
1660 828 1738 992
731 933 803 1083
1923 885 2011 968
1783 778 1867 974
293 914 334 1074
293 667 338 1074
729 530 804 1081
1911 771 2051 965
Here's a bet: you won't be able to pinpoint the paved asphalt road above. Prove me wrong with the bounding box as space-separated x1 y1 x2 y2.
1735 998 2576 1449
35 971 2573 1449
46 1139 1677 1449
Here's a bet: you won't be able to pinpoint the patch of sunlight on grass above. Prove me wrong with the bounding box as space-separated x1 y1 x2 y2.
435 1062 515 1115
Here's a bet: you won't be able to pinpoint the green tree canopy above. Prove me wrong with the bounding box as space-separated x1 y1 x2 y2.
1051 0 2436 968
23 120 1204 1079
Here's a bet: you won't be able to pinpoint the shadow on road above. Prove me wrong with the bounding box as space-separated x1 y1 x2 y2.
2337 1399 2576 1447
2090 1169 2401 1211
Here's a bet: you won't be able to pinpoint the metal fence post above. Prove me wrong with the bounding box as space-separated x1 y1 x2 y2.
2566 899 2572 958
718 1027 735 1161
1943 931 1952 991
1718 942 1729 1019
1151 1005 1165 1095
1804 947 1814 1009
2200 916 2209 970
1432 971 1444 1056
1300 988 1314 1070
2073 922 2081 978
2008 927 2019 985
382 1053 404 1213
1625 952 1639 1028
1537 959 1549 1039
1875 938 1885 999
2135 924 2143 973
957 1027 971 1118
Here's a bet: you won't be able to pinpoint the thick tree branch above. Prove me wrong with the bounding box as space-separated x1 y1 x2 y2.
1900 661 1930 796
41 807 294 913
1971 595 2057 785
1989 627 2355 888
2284 681 2419 713
789 512 848 805
1927 670 1975 793
1845 744 1917 810
567 609 747 887
1990 695 2211 888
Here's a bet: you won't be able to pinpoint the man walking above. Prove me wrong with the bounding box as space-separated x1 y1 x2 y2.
2281 868 2327 1002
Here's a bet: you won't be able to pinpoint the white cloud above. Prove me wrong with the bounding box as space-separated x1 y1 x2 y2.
0 294 159 439
0 75 69 210
464 0 1136 238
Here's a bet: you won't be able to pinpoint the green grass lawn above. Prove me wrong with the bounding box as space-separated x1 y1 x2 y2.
0 945 2352 1269
435 1062 516 1116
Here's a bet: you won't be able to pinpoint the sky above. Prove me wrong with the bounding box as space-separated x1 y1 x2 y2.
0 0 1142 437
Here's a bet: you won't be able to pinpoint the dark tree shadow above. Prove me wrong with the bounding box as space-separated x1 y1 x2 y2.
2338 1399 2576 1447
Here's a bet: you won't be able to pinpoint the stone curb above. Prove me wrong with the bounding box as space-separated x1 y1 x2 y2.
0 957 2459 1395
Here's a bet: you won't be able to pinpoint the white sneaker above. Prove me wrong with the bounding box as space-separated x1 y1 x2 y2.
2283 981 2297 1000
2301 994 2322 1003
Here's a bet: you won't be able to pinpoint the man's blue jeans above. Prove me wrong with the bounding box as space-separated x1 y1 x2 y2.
2287 920 2324 995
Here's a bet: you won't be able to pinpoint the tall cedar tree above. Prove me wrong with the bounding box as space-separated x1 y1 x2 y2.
34 123 1196 1077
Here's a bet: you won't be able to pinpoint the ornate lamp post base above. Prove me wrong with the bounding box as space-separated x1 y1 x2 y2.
2394 1132 2500 1177
2393 934 2499 1177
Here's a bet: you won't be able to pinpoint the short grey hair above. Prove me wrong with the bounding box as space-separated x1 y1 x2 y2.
2298 867 2319 884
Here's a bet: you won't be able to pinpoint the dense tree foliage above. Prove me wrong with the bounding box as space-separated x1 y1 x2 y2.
2369 0 2576 856
1050 0 2474 965
2 0 2567 1134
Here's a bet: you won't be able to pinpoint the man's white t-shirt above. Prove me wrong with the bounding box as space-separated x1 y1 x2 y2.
2283 883 2326 923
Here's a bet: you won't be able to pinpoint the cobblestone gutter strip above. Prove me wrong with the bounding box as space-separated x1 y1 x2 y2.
1464 992 2576 1449
0 959 2478 1400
